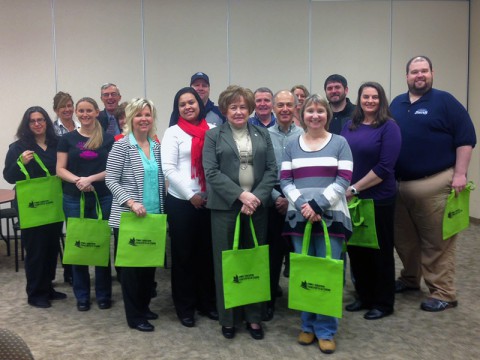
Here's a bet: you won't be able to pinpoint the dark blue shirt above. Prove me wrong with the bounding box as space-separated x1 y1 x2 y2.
390 88 476 180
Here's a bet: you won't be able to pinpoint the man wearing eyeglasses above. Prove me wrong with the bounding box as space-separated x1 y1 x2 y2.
98 83 122 135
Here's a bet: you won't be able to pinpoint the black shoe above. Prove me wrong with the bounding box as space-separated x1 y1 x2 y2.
246 323 264 340
198 310 219 321
77 301 90 312
262 306 274 321
364 308 393 320
395 280 420 293
345 300 368 312
130 321 154 332
145 310 159 320
49 291 67 301
420 298 458 312
221 326 236 339
28 299 51 308
98 299 112 310
180 317 195 328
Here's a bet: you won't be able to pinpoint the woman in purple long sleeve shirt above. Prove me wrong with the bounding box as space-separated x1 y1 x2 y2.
341 82 401 320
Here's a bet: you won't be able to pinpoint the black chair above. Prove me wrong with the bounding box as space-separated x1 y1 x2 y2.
0 205 22 272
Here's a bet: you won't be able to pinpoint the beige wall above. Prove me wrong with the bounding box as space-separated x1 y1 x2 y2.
468 0 480 218
1 0 478 217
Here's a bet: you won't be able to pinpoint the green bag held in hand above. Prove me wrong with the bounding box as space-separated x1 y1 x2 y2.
288 220 344 318
63 191 111 266
347 197 379 249
443 181 475 240
15 153 64 229
115 212 167 267
222 213 270 309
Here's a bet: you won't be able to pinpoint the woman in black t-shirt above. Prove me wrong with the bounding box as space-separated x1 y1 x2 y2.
57 97 114 312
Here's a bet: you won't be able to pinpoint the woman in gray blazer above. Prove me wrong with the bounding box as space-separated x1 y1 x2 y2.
106 98 165 332
202 85 277 340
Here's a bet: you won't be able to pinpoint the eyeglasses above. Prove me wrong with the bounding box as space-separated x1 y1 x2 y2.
101 92 119 98
29 119 46 125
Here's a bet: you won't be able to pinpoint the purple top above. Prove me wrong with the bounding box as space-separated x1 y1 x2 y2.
341 119 401 201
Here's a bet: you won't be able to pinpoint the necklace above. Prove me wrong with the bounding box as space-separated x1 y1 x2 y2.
232 127 251 170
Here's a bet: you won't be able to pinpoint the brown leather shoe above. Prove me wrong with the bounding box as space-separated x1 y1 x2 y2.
319 338 336 354
297 331 315 345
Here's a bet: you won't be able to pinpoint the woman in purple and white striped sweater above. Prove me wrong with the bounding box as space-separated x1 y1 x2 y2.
280 94 353 354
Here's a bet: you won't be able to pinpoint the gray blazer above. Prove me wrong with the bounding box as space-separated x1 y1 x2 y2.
202 122 277 210
105 136 165 228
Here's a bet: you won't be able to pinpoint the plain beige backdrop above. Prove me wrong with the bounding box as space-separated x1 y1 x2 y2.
1 0 479 216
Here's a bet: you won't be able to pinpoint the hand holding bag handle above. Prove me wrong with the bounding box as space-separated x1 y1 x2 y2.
79 190 103 220
16 153 51 179
302 220 333 259
232 212 258 250
347 197 364 227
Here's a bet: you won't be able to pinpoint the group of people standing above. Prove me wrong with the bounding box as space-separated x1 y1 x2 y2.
3 56 476 355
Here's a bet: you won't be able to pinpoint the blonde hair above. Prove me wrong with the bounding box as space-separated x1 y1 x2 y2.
124 98 157 138
75 97 103 150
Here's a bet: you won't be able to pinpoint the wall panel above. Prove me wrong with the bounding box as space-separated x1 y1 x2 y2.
391 0 469 104
0 0 55 162
54 0 144 112
143 0 228 133
229 0 310 94
311 1 392 99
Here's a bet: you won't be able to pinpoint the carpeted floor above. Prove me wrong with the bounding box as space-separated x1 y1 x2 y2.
0 223 479 360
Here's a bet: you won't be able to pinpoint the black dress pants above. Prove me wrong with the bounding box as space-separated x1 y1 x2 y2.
165 194 216 319
23 222 63 301
348 200 396 312
267 205 289 310
114 228 155 326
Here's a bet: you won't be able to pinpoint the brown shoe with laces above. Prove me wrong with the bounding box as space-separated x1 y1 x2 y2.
297 331 315 345
319 338 336 354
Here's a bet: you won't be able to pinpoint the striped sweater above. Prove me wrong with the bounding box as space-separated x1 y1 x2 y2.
105 136 165 229
280 133 353 238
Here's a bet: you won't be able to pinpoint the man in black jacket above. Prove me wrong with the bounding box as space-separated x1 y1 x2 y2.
324 74 356 135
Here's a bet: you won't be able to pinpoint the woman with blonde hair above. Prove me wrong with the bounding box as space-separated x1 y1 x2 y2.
106 98 165 332
56 97 114 312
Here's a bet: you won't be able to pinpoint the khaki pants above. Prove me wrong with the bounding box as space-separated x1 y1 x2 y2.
394 168 457 302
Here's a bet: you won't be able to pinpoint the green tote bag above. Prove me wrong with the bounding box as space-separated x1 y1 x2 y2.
222 213 271 309
443 182 475 240
63 192 111 266
15 153 64 229
288 221 344 318
115 212 167 267
347 197 379 249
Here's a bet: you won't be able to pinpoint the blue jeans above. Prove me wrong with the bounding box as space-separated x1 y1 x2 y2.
63 193 113 302
291 232 344 340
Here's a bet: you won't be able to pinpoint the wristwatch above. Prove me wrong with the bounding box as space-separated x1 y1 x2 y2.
350 186 360 195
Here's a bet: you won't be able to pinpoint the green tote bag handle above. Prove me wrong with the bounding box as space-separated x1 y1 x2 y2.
16 153 51 179
233 212 259 250
447 181 475 201
302 220 333 260
348 197 364 227
79 191 103 220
